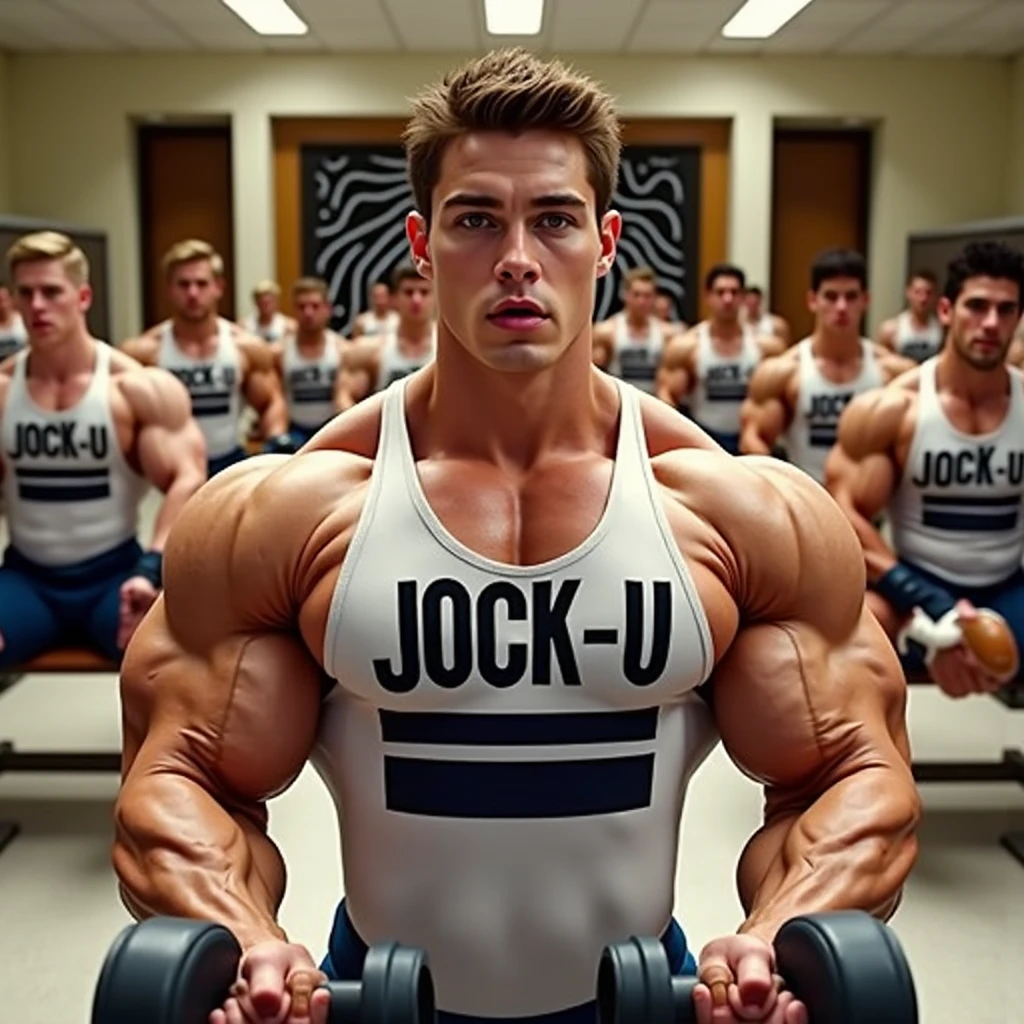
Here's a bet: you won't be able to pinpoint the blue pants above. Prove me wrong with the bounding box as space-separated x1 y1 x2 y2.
877 561 1024 677
0 538 142 667
320 900 697 1024
289 421 321 447
208 446 248 478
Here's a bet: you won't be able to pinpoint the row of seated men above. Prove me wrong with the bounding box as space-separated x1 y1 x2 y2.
0 227 1020 709
594 245 1024 700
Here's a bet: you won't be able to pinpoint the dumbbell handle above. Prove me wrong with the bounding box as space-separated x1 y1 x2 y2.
671 977 700 1023
317 981 361 1022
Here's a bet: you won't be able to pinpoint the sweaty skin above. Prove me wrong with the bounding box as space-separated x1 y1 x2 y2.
121 321 288 440
115 368 919 960
0 343 207 645
656 326 784 408
739 342 915 456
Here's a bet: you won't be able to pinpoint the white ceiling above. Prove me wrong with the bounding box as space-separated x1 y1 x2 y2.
0 0 1020 56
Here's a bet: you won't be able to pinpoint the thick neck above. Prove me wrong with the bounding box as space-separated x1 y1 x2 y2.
28 330 95 379
811 327 863 359
936 343 1011 404
172 313 220 345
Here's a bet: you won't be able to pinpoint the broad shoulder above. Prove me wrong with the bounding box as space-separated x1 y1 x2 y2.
748 345 800 397
652 451 864 631
838 378 917 458
112 355 192 422
873 344 916 379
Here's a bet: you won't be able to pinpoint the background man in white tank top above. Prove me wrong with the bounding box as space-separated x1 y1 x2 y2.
0 280 28 361
828 242 1024 699
0 232 205 665
241 279 296 344
741 248 915 484
350 280 400 340
658 264 784 454
592 265 669 392
741 285 791 348
121 239 289 477
653 288 687 337
269 276 348 449
875 269 943 363
114 51 917 1024
342 264 435 402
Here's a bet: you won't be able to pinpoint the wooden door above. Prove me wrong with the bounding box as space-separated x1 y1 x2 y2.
770 129 872 341
137 125 235 328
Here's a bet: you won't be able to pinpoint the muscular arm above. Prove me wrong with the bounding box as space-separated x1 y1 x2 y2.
756 335 786 360
121 367 207 551
592 321 615 370
824 388 911 582
114 460 329 949
119 333 161 366
875 318 898 353
239 337 288 437
771 316 792 349
708 460 919 940
340 341 380 405
656 332 696 406
877 348 917 382
739 356 795 455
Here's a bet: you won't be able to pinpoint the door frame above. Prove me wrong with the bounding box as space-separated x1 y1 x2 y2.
272 118 730 323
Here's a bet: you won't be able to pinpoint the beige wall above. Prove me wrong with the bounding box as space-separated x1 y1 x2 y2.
6 52 1013 340
1011 55 1024 214
0 54 9 214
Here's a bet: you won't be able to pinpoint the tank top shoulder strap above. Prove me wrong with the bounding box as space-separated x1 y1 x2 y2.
606 378 651 506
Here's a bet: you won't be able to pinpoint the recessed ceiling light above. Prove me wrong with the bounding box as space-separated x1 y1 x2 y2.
485 0 544 36
721 0 817 39
219 0 308 36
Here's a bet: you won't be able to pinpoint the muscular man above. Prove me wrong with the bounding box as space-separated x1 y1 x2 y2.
350 280 399 340
592 266 668 392
654 288 687 335
116 50 918 1024
0 232 204 664
242 280 296 344
341 264 435 403
658 265 784 454
741 249 915 484
0 280 28 360
742 286 791 348
875 269 943 363
828 242 1024 697
271 277 347 448
121 240 288 477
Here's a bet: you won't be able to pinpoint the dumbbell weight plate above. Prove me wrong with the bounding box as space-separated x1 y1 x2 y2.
325 942 436 1024
92 917 242 1024
597 935 686 1024
774 911 918 1024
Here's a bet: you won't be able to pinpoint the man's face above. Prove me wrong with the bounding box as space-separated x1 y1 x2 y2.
906 276 936 319
255 291 278 319
809 276 868 334
294 289 331 334
623 281 656 321
395 278 434 323
654 294 674 322
743 291 763 320
370 283 392 315
708 275 744 324
407 129 619 374
13 259 91 348
169 258 223 321
941 276 1020 371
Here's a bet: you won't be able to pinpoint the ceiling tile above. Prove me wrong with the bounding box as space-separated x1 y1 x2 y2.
550 0 645 53
628 0 733 52
383 0 480 50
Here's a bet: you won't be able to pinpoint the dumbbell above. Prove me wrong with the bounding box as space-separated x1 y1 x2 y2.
597 911 917 1024
91 917 436 1024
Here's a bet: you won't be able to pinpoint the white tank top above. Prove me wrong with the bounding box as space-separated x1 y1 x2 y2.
750 312 776 338
0 344 147 566
895 311 943 363
158 321 242 459
0 315 28 361
374 330 434 393
283 333 340 429
785 338 883 486
244 312 288 343
607 314 665 393
889 359 1024 586
358 310 400 338
688 323 761 435
316 378 718 1018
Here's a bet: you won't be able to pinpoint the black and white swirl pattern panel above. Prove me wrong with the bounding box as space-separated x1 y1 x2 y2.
302 144 415 336
595 146 701 325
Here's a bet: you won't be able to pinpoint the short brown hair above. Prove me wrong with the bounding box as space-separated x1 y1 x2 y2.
391 263 426 290
291 276 329 300
7 231 90 286
624 267 657 290
252 279 281 300
162 239 224 279
403 48 621 225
